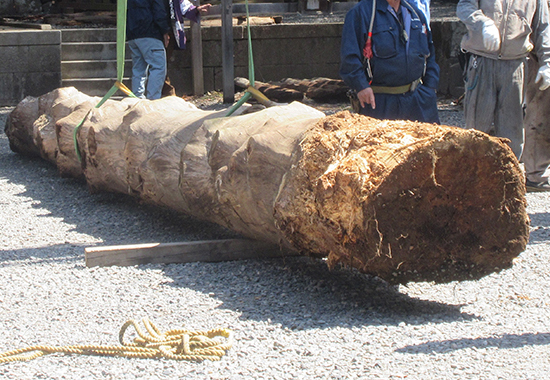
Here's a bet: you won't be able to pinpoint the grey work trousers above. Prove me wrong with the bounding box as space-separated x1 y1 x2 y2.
523 121 550 183
463 55 525 159
523 57 550 184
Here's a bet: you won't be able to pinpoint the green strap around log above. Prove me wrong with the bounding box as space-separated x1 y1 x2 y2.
226 0 273 116
72 0 137 162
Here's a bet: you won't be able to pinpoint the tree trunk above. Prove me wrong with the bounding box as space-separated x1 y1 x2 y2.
277 77 350 101
4 87 530 284
235 77 304 103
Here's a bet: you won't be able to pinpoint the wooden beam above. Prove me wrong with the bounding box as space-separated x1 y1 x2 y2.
0 21 52 30
205 3 298 16
221 0 235 104
190 0 204 96
85 239 299 267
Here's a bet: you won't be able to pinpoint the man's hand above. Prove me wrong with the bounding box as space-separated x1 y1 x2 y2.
197 4 212 14
481 19 500 51
357 87 376 110
535 64 550 91
163 33 170 48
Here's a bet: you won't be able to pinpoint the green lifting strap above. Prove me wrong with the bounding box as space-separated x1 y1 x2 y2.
226 0 255 116
73 0 137 162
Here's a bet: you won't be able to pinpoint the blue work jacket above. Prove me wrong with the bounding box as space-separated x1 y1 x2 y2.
127 0 171 42
340 0 439 93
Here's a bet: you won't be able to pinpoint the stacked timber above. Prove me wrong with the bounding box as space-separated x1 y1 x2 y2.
4 88 530 284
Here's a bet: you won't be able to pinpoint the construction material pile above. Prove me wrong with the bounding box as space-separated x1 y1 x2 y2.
4 87 529 284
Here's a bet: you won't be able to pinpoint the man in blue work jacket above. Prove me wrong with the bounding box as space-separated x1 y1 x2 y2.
340 0 440 123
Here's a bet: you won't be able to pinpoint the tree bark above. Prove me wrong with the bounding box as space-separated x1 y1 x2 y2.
277 77 350 101
4 88 530 284
235 77 304 103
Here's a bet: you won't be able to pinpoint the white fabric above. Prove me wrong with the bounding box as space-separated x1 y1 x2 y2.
481 20 500 51
180 0 194 14
407 0 430 24
535 64 550 91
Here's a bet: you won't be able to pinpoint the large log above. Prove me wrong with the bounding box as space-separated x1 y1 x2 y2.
3 88 530 284
4 87 90 163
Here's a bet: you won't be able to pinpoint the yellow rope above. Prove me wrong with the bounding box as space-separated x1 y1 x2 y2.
0 318 232 364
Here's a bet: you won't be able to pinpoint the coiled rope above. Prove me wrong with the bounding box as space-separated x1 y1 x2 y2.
0 318 232 363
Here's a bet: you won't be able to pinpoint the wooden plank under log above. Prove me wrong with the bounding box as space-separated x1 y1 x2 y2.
85 239 298 267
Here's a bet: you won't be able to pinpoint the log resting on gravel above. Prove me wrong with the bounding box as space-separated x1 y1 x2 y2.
4 88 529 284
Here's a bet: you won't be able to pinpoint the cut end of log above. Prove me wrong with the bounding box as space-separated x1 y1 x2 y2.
274 111 529 284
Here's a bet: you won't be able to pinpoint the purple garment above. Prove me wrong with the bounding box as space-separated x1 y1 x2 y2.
169 0 200 49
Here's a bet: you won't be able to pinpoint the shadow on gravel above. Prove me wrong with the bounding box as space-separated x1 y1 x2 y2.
0 138 239 247
528 212 550 243
0 245 82 265
162 256 479 329
395 332 550 354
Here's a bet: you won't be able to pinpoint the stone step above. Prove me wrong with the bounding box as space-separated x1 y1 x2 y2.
60 28 134 96
61 41 131 61
61 28 117 43
61 60 132 79
61 78 132 97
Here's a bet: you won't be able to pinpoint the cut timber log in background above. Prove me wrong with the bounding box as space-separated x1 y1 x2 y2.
4 88 530 284
234 77 350 103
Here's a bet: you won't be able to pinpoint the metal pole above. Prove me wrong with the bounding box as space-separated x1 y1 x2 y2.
221 0 234 103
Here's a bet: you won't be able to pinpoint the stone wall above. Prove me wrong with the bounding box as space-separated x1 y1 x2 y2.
0 28 62 106
167 23 344 96
0 0 43 15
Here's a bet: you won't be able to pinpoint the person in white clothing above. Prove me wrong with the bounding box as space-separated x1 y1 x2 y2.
457 0 550 191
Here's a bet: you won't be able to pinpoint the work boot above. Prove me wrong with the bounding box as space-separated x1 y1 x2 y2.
525 179 550 192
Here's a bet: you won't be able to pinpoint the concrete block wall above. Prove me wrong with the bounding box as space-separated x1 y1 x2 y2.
167 23 345 96
0 28 62 106
0 0 43 15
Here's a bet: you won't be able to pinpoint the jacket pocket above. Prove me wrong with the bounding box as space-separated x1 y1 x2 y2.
501 13 533 56
372 26 398 59
410 19 430 57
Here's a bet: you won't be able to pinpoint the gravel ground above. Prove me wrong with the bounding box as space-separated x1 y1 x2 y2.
1 101 549 379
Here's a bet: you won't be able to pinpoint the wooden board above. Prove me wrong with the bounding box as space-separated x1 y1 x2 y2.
0 21 52 30
85 239 298 267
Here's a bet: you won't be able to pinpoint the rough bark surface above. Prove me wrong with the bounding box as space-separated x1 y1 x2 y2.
277 78 350 101
274 113 529 283
3 88 530 284
179 101 325 243
234 77 305 103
